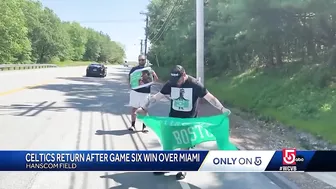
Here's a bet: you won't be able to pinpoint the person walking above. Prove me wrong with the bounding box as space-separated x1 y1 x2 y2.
136 65 231 179
128 55 159 132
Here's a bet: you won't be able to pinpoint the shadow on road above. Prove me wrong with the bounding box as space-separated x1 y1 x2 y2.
146 139 162 149
1 72 167 117
99 171 272 189
95 129 141 136
0 75 131 116
100 172 202 189
0 101 60 116
0 66 281 189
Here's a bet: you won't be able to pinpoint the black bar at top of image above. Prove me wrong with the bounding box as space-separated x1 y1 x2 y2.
305 151 336 172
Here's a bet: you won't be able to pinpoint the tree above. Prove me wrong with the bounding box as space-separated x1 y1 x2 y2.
0 0 31 63
64 22 88 60
146 0 336 73
0 0 125 64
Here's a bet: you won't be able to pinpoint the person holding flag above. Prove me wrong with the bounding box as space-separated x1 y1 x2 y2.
136 65 231 180
128 55 159 132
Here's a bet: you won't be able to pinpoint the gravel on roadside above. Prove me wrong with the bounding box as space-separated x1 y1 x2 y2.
151 83 335 189
198 101 335 189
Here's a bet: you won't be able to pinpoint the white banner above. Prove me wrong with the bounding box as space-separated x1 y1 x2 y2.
130 67 154 90
198 151 275 172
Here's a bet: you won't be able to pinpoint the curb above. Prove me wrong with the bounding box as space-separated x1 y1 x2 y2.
234 143 300 189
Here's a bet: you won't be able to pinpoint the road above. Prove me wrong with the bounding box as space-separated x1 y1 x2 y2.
0 65 291 189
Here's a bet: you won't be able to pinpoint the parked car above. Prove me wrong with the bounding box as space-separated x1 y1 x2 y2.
86 63 107 77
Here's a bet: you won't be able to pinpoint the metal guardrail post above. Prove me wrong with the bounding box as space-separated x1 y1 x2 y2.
0 64 57 71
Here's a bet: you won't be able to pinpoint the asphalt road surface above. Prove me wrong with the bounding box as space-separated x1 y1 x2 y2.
0 65 289 189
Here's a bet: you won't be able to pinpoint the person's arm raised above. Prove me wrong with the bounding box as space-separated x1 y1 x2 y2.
151 70 160 82
128 68 133 88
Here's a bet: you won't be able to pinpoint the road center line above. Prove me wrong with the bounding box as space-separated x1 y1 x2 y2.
0 79 55 97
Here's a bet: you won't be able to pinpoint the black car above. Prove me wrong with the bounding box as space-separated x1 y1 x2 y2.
86 63 107 77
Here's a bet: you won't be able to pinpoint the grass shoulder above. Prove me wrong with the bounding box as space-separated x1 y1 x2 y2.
52 59 122 67
52 60 93 67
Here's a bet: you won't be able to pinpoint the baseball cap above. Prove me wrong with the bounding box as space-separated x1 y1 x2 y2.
169 65 185 84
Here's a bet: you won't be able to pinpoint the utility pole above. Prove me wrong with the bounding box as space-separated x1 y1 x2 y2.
196 0 204 84
140 39 143 54
144 15 149 57
140 11 149 60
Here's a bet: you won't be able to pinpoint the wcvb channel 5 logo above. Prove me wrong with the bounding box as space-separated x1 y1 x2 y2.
282 149 305 165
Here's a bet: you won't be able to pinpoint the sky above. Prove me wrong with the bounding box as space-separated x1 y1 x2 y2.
40 0 151 61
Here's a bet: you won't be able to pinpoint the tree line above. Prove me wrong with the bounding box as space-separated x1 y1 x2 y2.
145 0 336 143
146 0 336 75
0 0 125 64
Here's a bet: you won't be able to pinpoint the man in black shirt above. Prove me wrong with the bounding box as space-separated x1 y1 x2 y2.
128 55 158 132
136 65 231 180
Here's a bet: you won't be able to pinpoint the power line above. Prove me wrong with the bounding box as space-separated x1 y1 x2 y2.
150 21 172 45
150 0 182 44
148 0 181 41
140 0 180 56
146 1 172 39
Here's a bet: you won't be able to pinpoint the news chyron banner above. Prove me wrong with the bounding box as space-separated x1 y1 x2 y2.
0 150 334 172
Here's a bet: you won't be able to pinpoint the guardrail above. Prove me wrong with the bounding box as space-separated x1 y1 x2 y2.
0 64 57 71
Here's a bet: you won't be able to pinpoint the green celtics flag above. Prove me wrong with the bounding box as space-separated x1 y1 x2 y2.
130 67 154 90
137 113 238 150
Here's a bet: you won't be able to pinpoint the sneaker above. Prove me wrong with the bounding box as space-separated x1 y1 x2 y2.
128 126 135 131
142 124 148 133
176 172 186 180
153 172 166 175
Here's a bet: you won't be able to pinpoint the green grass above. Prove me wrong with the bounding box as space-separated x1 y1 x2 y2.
153 67 171 81
154 63 336 143
53 60 93 67
206 63 336 143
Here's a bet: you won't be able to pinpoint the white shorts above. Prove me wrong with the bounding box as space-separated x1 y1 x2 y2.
129 90 150 108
